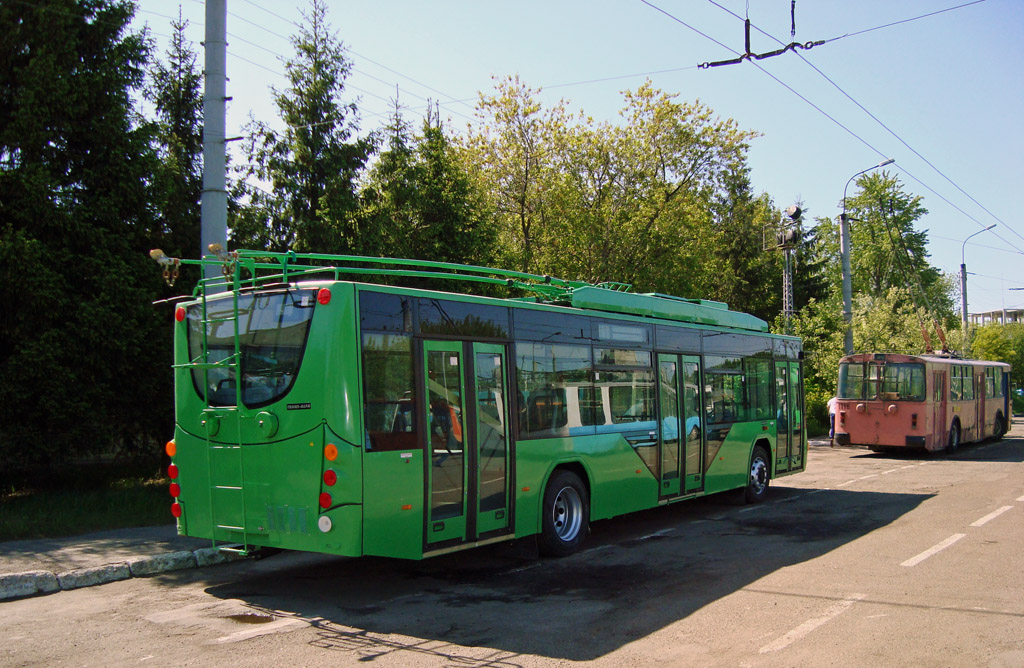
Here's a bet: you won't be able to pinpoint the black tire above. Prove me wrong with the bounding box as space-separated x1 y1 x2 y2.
946 421 960 454
745 446 771 503
538 470 589 557
993 412 1006 441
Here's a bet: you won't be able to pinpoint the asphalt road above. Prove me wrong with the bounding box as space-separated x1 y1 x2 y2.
4 428 1023 668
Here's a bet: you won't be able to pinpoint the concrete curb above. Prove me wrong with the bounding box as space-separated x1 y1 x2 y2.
0 547 245 602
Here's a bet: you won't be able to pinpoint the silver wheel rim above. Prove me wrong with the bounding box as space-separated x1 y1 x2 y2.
552 486 583 542
749 457 768 496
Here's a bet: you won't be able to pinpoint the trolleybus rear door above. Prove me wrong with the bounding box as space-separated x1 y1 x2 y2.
473 344 510 536
932 370 946 447
423 340 511 547
424 341 468 544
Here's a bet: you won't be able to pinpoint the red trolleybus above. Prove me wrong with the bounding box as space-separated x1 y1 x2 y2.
152 248 806 559
834 353 1010 453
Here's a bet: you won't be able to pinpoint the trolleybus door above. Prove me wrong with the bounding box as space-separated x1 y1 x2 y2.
657 353 705 497
472 344 511 536
682 355 705 493
775 361 803 473
932 370 946 447
422 340 510 546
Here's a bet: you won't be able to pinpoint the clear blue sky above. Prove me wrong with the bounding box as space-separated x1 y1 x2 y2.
132 0 1024 315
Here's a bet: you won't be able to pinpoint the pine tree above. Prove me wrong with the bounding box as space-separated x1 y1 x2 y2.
147 11 203 260
0 0 166 474
232 0 372 253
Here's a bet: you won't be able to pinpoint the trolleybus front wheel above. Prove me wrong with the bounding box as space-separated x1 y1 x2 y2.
946 421 961 454
745 446 771 503
539 470 589 557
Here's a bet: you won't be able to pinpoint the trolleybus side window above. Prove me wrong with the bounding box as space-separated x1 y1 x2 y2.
705 356 744 423
418 298 510 339
360 291 416 452
515 342 592 439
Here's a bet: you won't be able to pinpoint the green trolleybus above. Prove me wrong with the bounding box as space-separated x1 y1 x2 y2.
153 247 806 559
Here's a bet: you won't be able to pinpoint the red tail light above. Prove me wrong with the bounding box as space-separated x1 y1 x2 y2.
319 493 332 509
317 288 331 305
175 307 186 322
169 483 181 498
323 470 337 486
168 464 179 479
171 502 183 518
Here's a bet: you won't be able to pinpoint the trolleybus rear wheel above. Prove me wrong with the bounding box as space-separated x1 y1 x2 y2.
994 412 1006 441
539 470 589 557
745 446 771 503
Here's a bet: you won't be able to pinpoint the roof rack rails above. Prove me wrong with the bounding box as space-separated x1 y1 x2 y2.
150 246 769 332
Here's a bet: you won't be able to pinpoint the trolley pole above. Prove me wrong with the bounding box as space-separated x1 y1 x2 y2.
201 0 228 279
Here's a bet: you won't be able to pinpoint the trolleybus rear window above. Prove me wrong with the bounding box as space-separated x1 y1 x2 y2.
186 289 316 408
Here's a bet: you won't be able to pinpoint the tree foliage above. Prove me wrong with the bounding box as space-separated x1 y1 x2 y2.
466 78 773 313
146 12 203 270
231 0 372 253
0 0 168 474
358 104 496 265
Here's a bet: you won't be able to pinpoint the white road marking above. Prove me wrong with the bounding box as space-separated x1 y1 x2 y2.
1016 495 1024 503
881 468 901 475
759 594 865 653
857 474 878 480
970 506 1014 527
835 480 855 488
901 534 966 567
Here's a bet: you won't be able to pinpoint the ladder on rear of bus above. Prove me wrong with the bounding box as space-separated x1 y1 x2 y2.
177 250 256 557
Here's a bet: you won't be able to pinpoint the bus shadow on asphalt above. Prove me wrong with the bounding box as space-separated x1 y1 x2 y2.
183 487 930 662
848 437 1024 464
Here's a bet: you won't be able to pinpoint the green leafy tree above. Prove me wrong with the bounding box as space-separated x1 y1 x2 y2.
0 0 167 475
705 167 782 321
232 0 372 253
358 104 496 266
972 324 1024 390
815 172 952 321
468 79 765 301
467 76 569 273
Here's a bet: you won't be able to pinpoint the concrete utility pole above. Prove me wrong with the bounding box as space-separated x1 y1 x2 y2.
201 0 228 277
960 224 997 351
840 158 895 355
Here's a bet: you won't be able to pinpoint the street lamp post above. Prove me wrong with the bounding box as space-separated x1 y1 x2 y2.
960 224 997 350
840 158 895 355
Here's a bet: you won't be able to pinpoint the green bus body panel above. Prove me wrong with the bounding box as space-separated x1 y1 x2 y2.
363 450 424 559
569 286 769 332
515 435 659 535
703 423 773 495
